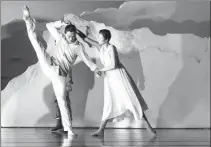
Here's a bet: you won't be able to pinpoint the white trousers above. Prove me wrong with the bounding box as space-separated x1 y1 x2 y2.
25 19 72 131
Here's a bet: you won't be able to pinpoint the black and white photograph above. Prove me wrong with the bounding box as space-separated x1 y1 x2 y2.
1 0 210 146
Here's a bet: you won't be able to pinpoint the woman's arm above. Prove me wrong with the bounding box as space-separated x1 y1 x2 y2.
76 29 101 51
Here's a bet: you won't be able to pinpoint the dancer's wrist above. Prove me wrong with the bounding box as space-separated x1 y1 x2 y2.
76 29 86 40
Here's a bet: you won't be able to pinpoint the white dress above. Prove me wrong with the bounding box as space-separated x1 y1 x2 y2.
100 45 148 122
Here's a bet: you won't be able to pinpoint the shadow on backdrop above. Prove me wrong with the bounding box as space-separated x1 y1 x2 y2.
1 18 52 90
35 61 95 126
156 35 209 128
1 31 37 90
119 52 145 91
119 51 147 106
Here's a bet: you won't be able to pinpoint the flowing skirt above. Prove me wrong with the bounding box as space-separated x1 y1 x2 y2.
102 66 148 122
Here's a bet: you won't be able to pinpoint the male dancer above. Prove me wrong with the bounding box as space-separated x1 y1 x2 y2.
22 6 98 136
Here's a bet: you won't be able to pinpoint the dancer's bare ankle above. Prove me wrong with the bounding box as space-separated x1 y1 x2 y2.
24 17 33 24
91 130 104 136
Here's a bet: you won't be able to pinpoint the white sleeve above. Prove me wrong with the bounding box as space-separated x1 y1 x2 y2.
46 21 63 43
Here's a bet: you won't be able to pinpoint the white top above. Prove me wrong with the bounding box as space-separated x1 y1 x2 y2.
46 21 97 76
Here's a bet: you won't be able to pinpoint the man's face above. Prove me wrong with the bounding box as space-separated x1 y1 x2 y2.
65 31 76 43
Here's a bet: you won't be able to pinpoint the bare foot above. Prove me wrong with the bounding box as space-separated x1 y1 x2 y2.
91 130 104 137
144 120 157 136
149 128 157 136
22 6 30 21
51 125 63 132
67 131 77 138
142 113 157 136
22 5 36 31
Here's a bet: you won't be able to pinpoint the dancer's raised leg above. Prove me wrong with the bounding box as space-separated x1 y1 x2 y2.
22 6 76 137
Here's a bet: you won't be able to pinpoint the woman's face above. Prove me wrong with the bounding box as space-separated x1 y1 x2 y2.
98 33 107 45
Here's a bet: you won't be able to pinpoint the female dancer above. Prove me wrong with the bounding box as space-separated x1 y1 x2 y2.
76 28 157 136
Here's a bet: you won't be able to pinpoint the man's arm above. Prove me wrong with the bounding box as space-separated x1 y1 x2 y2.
77 43 98 72
46 20 67 43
